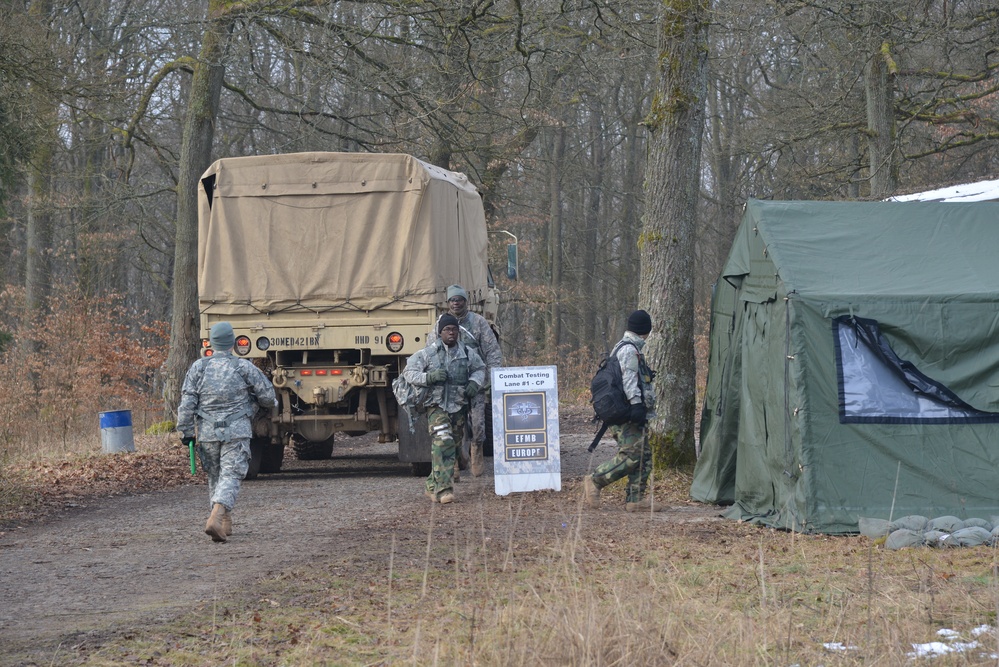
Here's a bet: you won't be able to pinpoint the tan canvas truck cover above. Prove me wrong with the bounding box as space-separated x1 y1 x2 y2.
197 152 490 314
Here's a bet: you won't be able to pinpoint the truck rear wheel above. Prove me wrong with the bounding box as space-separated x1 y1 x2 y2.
260 443 285 474
293 436 334 460
246 439 264 480
483 401 495 457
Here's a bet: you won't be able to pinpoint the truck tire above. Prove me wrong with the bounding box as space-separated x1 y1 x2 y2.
483 401 495 457
411 462 431 477
260 443 285 474
293 437 334 460
246 439 264 480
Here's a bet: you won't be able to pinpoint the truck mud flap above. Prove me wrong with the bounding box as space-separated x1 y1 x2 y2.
396 413 431 463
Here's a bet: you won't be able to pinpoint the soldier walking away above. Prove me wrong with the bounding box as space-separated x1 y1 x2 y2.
404 314 486 504
428 284 503 477
583 309 660 512
177 322 277 541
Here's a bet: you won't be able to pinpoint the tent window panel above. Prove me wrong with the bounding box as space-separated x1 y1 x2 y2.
834 316 999 424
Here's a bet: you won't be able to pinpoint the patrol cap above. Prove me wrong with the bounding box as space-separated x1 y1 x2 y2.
210 322 235 350
446 284 468 301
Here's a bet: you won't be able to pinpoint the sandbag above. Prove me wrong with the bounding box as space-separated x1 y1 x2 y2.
964 517 992 531
858 517 890 539
890 515 929 532
947 526 993 547
926 516 965 533
922 530 950 547
886 529 925 550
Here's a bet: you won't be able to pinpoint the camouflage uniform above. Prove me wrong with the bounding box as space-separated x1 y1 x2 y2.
429 309 502 460
403 338 485 499
591 331 656 503
177 351 277 512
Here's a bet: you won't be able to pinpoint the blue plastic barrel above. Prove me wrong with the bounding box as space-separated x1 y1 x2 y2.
99 409 135 453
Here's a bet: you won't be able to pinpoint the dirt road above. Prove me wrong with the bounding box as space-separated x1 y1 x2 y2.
0 431 719 666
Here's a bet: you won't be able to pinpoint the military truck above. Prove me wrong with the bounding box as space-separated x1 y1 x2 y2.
196 152 504 477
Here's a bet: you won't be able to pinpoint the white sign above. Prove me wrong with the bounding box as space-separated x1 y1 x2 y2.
491 365 561 495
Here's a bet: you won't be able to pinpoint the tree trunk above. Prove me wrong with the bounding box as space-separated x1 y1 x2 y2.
163 2 233 417
615 111 644 329
547 125 565 357
581 104 604 348
639 0 710 467
865 3 898 199
21 0 56 358
23 153 53 332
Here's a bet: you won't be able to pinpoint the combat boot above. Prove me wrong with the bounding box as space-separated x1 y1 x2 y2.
222 508 233 536
453 461 460 482
439 491 455 504
583 476 601 509
470 442 484 477
205 503 228 542
625 497 664 513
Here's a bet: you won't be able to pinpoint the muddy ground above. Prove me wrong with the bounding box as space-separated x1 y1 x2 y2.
0 416 721 666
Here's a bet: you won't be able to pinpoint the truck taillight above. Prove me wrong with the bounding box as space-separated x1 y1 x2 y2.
256 337 270 351
387 332 404 352
201 339 210 348
234 335 251 356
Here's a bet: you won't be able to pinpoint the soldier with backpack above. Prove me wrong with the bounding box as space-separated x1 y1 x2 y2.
177 322 277 542
583 309 659 512
403 314 486 504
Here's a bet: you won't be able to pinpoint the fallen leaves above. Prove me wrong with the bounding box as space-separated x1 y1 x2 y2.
1 434 198 528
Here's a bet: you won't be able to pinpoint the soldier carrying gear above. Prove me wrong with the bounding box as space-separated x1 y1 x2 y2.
403 313 486 504
427 284 503 477
177 322 277 542
583 309 661 512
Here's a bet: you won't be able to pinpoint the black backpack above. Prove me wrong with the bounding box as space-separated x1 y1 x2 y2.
588 342 648 452
590 342 639 426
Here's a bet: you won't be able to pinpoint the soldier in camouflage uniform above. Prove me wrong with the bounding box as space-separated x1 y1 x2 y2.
404 313 486 504
583 310 660 512
177 322 277 542
427 284 503 477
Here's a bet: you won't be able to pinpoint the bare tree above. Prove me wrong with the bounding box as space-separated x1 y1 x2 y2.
162 0 234 415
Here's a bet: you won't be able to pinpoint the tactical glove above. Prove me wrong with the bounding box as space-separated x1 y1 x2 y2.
427 368 448 384
183 436 196 448
629 403 648 425
464 381 480 399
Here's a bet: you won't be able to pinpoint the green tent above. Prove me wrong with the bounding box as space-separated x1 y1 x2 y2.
692 199 999 534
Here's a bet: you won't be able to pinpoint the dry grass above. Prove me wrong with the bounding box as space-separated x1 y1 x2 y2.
68 473 999 666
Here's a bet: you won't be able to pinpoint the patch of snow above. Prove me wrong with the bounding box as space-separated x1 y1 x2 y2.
823 642 857 651
907 625 993 659
889 179 999 203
